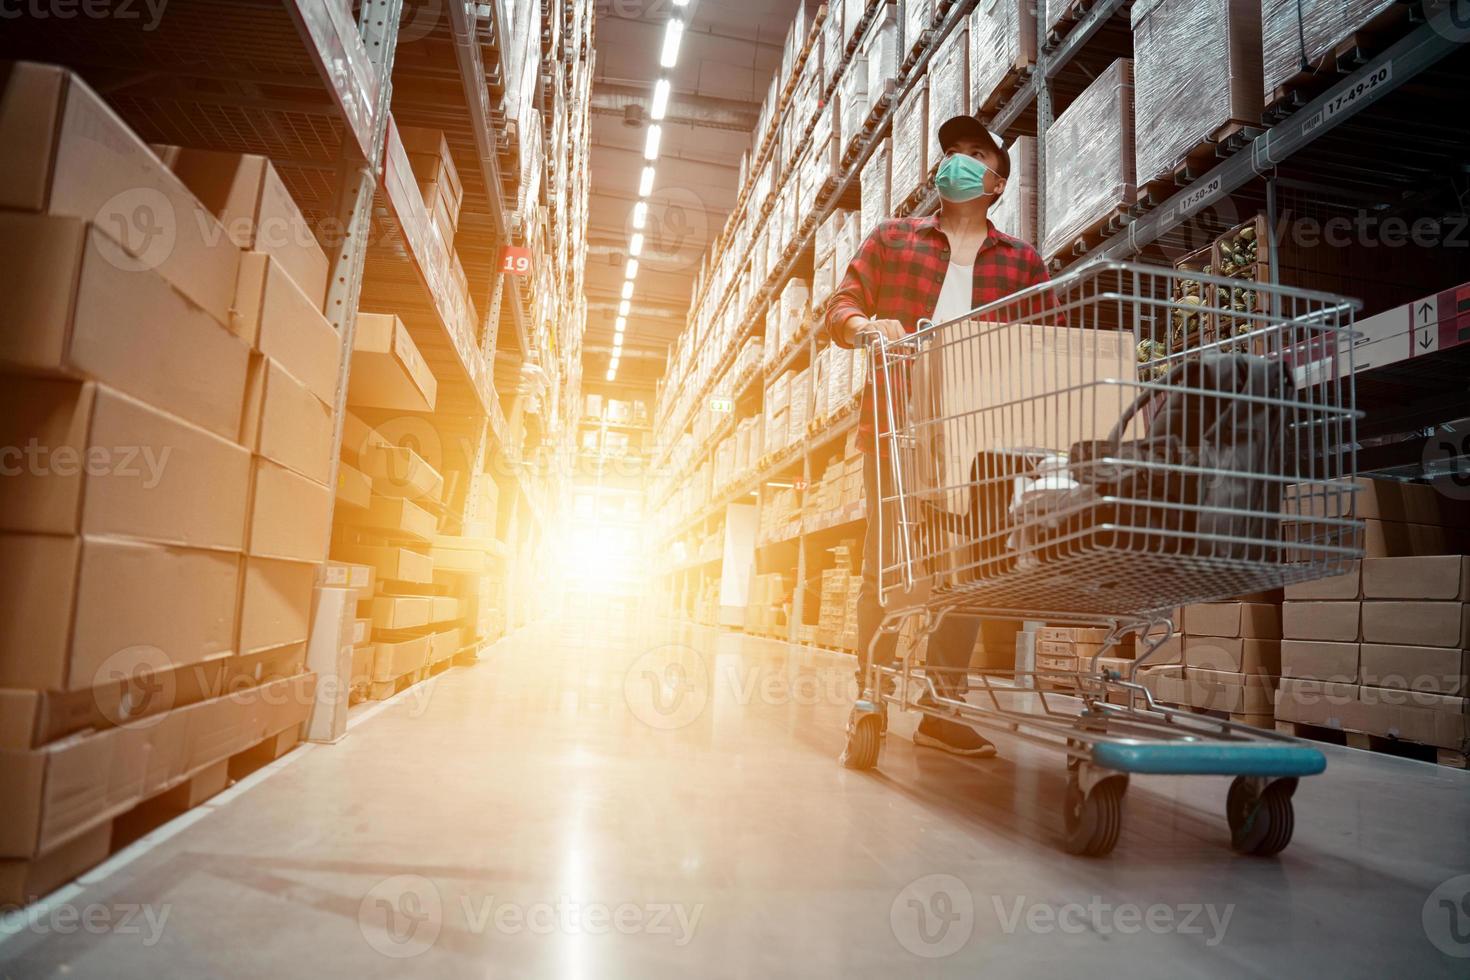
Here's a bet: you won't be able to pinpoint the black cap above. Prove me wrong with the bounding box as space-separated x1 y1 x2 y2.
936 115 1009 178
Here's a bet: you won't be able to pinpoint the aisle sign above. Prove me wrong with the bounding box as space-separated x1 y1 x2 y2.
501 246 533 276
710 397 734 414
1413 294 1440 355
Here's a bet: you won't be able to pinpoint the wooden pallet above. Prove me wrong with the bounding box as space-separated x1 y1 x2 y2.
1049 203 1132 265
977 64 1035 122
1275 720 1469 770
2 719 305 907
1263 2 1413 120
1045 0 1099 46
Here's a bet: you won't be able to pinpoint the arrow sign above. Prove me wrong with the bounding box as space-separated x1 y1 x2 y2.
1419 302 1434 323
1413 294 1440 356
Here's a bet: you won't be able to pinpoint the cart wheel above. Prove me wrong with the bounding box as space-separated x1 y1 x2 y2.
841 713 882 771
1062 777 1124 857
1227 777 1296 856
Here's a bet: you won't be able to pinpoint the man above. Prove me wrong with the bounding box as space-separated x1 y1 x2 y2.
826 115 1052 757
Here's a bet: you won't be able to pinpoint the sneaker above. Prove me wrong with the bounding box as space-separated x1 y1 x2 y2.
913 717 998 758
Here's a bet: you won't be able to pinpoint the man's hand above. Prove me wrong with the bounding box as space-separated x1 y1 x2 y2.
848 316 906 346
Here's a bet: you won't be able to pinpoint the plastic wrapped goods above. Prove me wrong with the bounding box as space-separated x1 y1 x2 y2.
812 346 830 420
1041 59 1135 261
904 0 933 55
926 23 969 169
788 367 812 434
890 79 929 207
1132 0 1262 184
971 0 1035 114
989 135 1037 245
1261 0 1395 98
860 137 892 238
862 4 899 111
840 55 870 154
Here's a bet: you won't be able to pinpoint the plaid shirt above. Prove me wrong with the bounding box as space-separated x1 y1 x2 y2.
826 215 1054 452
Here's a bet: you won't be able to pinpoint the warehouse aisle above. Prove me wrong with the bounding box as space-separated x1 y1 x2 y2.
3 615 1467 978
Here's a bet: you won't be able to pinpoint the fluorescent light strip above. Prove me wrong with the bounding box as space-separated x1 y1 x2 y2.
632 201 648 229
660 19 683 68
629 233 644 257
651 78 671 120
638 166 656 197
621 281 634 300
618 300 630 316
643 124 662 161
615 316 627 331
625 258 639 279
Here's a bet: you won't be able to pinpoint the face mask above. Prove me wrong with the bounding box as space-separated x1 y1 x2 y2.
934 153 990 203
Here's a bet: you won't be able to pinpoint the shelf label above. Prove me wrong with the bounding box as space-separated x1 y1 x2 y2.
1176 175 1223 219
501 246 533 276
709 397 734 414
1322 61 1393 124
1414 294 1440 355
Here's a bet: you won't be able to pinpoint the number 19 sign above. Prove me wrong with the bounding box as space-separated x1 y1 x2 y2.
502 246 533 276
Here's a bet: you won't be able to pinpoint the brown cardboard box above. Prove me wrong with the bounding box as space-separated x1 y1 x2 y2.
1350 699 1470 750
342 495 437 543
339 410 391 467
348 313 437 412
432 597 461 622
237 557 317 655
1184 636 1281 675
322 561 375 599
0 823 111 907
1281 640 1359 682
1283 601 1360 642
1285 477 1470 527
232 252 341 405
371 635 431 682
334 543 433 584
1160 670 1277 714
431 546 489 573
370 595 433 631
358 445 444 502
1274 677 1359 727
0 214 249 440
240 356 333 485
1361 556 1470 601
1358 686 1468 712
0 534 239 692
1284 561 1361 600
336 461 372 512
0 378 250 549
155 147 329 305
1183 603 1281 639
1282 519 1466 559
246 458 332 562
1359 644 1470 696
0 64 240 324
1361 602 1470 649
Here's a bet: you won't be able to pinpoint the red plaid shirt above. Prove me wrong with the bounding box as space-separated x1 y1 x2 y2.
825 215 1054 452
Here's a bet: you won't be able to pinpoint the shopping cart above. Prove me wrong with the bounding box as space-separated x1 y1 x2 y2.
841 260 1362 857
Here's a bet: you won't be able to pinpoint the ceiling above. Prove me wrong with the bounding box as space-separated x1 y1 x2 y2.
583 0 799 387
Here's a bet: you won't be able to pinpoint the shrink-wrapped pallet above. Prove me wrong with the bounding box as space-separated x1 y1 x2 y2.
889 79 929 208
904 0 933 56
989 135 1037 246
926 23 969 168
1261 0 1395 100
860 137 892 238
840 55 871 154
970 0 1037 114
863 4 900 111
1041 59 1135 261
1132 0 1262 184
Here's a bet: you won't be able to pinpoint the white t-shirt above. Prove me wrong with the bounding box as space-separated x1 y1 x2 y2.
931 261 972 325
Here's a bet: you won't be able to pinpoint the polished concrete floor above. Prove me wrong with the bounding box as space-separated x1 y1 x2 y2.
3 611 1469 978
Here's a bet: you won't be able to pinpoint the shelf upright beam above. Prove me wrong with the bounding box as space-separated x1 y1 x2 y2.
320 0 406 548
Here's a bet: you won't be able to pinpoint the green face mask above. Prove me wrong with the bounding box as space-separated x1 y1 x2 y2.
934 153 990 203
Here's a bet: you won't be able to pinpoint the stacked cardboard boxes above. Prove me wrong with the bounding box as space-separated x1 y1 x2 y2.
1174 595 1283 725
817 544 861 648
0 64 320 905
398 127 464 252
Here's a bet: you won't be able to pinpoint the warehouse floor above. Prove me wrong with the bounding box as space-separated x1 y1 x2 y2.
3 614 1468 977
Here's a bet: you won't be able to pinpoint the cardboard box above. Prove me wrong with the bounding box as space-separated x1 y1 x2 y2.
371 635 431 682
334 543 433 584
1361 602 1470 649
1285 477 1470 527
0 214 250 440
343 495 437 543
0 823 111 908
1283 601 1360 642
232 252 342 405
432 597 461 623
304 586 355 744
1183 603 1281 639
1350 699 1470 751
1274 677 1359 727
1184 636 1281 675
370 595 433 631
336 461 372 512
1361 556 1470 601
339 410 391 467
1359 644 1470 696
321 561 374 598
358 445 444 503
0 378 249 549
348 313 437 412
0 64 240 324
246 458 332 562
237 557 317 655
431 547 489 573
1281 640 1360 682
1284 561 1361 600
0 534 239 692
155 146 329 305
240 356 334 485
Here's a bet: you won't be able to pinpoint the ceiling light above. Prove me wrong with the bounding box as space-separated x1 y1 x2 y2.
651 78 671 120
618 300 630 316
672 0 688 6
625 258 639 279
643 124 662 161
632 201 648 229
638 166 656 197
606 368 616 381
615 316 627 332
621 281 634 299
629 233 644 257
610 357 620 372
660 19 683 68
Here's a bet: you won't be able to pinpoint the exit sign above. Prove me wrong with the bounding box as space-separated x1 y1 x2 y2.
501 246 533 275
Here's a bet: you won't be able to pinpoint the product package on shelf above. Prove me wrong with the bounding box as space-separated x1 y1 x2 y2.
812 252 837 309
812 348 830 421
926 22 969 167
862 4 899 113
788 367 812 434
904 0 933 57
844 0 868 48
889 79 929 209
1261 0 1397 105
989 136 1038 245
860 138 893 238
840 54 871 158
397 126 464 250
1041 59 1136 261
1131 0 1262 186
823 1 847 88
970 0 1037 116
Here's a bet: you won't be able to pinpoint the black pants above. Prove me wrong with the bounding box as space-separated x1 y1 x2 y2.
855 449 979 693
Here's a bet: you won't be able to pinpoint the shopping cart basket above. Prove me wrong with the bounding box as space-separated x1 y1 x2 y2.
841 260 1362 857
